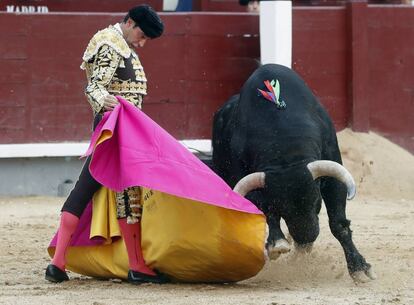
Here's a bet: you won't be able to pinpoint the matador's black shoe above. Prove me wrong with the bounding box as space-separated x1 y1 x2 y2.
127 269 170 285
45 264 69 283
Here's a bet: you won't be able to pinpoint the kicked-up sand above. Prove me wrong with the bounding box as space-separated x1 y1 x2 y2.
0 129 413 305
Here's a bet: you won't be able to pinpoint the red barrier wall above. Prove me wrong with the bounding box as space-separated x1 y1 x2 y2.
0 12 260 143
1 4 413 153
367 6 414 152
0 0 163 12
293 7 349 129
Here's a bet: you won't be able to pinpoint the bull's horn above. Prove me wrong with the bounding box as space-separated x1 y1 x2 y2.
307 160 356 200
233 172 266 196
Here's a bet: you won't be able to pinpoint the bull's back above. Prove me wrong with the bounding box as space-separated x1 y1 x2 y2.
234 64 337 169
212 94 240 179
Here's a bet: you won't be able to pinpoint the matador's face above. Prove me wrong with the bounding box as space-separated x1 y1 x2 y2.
124 18 149 49
247 1 260 13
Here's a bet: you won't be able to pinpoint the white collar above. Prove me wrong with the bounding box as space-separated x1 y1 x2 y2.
114 23 123 35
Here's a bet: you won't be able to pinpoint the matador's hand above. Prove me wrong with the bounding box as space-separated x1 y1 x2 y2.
103 94 119 111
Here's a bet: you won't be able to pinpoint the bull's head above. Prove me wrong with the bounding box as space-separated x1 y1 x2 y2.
233 160 355 200
233 160 356 245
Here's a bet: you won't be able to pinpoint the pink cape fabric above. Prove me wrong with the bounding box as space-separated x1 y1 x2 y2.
85 96 262 214
50 97 262 248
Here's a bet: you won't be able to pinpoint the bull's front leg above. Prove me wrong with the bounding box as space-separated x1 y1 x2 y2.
266 212 290 260
246 191 290 260
321 178 376 283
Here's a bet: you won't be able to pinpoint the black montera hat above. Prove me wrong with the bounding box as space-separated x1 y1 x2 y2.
239 0 251 5
129 5 164 38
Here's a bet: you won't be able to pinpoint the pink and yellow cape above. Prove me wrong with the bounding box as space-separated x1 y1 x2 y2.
48 97 267 283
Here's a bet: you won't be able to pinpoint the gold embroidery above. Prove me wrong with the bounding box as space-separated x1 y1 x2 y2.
115 186 142 224
81 24 147 114
108 80 147 93
119 58 125 68
131 57 147 81
84 45 121 113
81 25 131 65
121 93 143 109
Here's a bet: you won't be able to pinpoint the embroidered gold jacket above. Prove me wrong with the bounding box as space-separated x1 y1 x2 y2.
80 24 147 114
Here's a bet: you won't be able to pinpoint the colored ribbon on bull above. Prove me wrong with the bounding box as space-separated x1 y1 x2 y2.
257 79 286 109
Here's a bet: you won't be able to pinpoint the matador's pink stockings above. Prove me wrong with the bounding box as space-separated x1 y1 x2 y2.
51 211 80 271
118 218 156 276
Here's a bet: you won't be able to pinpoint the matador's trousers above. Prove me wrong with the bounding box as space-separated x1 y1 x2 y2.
61 114 142 223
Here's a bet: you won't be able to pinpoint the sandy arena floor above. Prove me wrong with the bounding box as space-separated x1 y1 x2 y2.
0 130 413 305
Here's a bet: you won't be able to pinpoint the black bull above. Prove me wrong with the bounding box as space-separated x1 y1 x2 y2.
211 64 374 282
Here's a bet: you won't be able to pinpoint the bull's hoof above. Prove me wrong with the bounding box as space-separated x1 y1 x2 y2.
267 238 290 260
350 267 377 283
294 242 313 254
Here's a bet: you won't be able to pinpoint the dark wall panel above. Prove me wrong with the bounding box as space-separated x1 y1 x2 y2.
293 7 349 129
0 13 260 143
368 6 414 152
